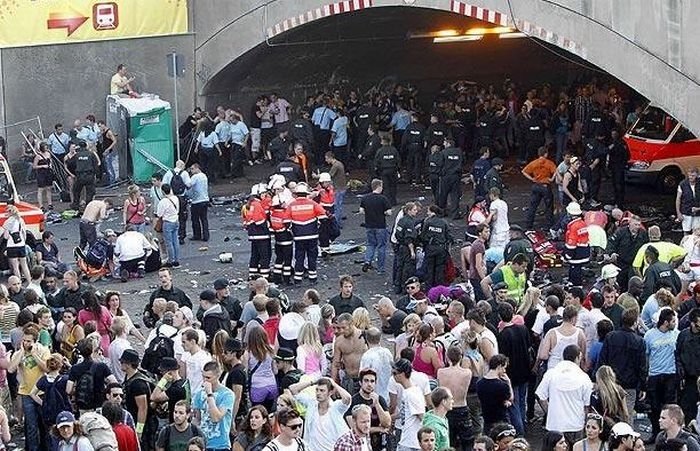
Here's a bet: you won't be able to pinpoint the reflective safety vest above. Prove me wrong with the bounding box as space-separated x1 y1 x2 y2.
288 197 327 240
242 199 270 240
501 264 526 304
269 207 293 245
314 185 335 211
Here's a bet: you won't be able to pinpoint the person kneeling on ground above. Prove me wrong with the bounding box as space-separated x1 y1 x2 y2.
115 226 152 282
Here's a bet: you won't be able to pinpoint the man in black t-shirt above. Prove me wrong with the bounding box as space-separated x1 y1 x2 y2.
66 339 118 411
151 357 189 423
359 179 392 274
344 368 392 450
375 296 406 337
121 349 158 451
222 338 247 425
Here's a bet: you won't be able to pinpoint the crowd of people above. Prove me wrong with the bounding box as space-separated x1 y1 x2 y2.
0 73 699 451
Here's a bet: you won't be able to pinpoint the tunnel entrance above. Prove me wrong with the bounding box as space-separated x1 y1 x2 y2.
201 6 639 113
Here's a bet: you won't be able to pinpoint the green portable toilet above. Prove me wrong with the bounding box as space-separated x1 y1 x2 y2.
106 95 174 183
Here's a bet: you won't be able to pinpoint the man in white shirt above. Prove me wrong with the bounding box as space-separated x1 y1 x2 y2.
114 227 152 281
535 344 593 442
180 328 212 394
486 187 509 250
392 358 426 451
289 377 352 451
269 93 292 129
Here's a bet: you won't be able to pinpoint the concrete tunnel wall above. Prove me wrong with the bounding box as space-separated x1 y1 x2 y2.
193 0 700 136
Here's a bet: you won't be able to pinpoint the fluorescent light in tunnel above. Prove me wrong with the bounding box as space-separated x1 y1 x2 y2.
499 32 527 39
408 29 461 39
465 26 516 35
433 35 483 43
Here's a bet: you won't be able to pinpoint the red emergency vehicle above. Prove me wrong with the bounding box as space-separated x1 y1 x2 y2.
625 105 700 193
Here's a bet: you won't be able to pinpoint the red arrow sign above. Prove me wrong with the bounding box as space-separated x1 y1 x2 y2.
47 14 89 36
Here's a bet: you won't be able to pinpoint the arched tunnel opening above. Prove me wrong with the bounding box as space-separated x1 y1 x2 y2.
202 6 643 114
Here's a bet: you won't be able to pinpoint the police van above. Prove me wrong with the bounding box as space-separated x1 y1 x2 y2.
625 105 700 193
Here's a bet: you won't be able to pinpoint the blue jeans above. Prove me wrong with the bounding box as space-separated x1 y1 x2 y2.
162 220 180 263
510 383 527 435
365 228 388 272
23 394 43 451
334 189 346 227
104 151 119 185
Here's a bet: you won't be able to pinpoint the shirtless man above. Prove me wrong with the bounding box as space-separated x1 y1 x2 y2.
332 312 368 395
437 346 474 451
79 198 112 249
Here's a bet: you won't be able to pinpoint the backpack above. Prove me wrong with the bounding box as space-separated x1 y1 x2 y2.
141 325 177 375
86 239 110 267
170 170 187 196
42 374 71 423
265 437 307 451
75 363 96 410
78 411 118 451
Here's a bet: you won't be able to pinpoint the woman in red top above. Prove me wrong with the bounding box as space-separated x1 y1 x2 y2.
122 184 147 233
102 401 139 451
412 323 443 379
77 291 113 357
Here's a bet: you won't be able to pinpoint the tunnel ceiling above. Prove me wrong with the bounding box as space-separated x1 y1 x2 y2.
204 6 612 101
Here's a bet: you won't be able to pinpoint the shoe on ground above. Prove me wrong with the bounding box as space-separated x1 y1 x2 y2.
172 261 181 268
362 262 371 273
120 269 129 283
162 262 173 268
137 269 145 278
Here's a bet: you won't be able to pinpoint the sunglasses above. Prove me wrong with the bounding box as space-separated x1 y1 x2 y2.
285 423 303 430
496 429 517 439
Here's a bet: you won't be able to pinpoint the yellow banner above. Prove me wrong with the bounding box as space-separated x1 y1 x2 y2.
0 0 188 48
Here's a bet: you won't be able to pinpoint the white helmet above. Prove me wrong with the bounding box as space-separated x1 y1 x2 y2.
250 184 261 196
271 195 282 207
318 172 332 183
268 174 286 191
294 183 311 195
256 183 269 195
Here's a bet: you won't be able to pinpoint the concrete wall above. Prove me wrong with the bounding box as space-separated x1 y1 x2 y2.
192 0 700 135
0 33 195 160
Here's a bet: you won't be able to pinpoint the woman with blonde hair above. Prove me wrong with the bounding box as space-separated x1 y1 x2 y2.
211 330 230 368
395 313 421 358
122 184 147 233
3 204 30 282
592 365 629 427
296 322 325 378
352 307 371 331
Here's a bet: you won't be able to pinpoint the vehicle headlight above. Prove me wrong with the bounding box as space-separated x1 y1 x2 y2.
630 160 650 170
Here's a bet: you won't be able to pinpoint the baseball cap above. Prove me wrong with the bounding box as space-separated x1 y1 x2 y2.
601 264 621 280
56 411 75 428
178 306 194 323
493 282 508 291
610 422 639 438
213 278 229 290
103 229 117 238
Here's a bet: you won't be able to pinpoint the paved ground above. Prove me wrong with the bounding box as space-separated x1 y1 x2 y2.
11 161 669 448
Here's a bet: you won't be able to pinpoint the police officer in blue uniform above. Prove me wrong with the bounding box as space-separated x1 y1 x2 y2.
401 113 426 185
439 138 464 219
373 135 401 206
